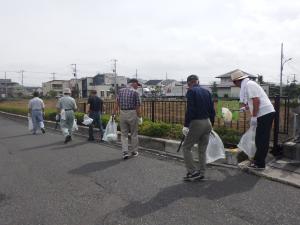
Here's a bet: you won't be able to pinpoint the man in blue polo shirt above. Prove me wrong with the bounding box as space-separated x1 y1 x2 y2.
182 75 215 181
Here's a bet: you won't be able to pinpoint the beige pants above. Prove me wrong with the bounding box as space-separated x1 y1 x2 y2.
182 119 212 175
120 110 139 153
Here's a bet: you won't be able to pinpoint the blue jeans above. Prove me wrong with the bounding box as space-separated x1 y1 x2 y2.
31 110 44 133
88 111 104 138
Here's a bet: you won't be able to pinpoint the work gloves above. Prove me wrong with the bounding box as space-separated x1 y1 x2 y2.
182 127 189 136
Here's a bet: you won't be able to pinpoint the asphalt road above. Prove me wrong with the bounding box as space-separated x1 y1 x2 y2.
0 115 299 225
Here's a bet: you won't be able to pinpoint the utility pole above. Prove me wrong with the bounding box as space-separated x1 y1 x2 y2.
71 64 79 98
20 70 25 86
112 59 117 96
135 69 138 79
4 72 7 98
280 43 292 96
51 72 56 80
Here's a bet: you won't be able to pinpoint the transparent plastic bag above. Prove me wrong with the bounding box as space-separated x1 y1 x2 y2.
72 119 78 131
82 114 93 125
103 116 118 142
237 126 256 158
206 130 225 163
28 116 33 131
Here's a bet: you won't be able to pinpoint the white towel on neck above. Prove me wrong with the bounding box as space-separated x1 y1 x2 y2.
240 78 250 104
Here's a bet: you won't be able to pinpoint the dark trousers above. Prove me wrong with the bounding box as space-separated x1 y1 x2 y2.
88 111 104 138
254 112 275 167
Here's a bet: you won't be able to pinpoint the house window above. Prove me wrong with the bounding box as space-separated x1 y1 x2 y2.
100 91 105 97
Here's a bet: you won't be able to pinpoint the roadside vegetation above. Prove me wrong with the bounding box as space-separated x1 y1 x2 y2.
0 99 241 146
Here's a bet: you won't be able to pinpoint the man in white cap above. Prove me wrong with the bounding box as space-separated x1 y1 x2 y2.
113 78 142 160
56 88 77 143
231 70 275 169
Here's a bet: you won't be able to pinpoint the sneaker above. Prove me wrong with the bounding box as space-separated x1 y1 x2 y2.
183 171 204 182
64 135 71 144
247 163 265 170
131 151 139 157
41 128 46 134
123 152 129 160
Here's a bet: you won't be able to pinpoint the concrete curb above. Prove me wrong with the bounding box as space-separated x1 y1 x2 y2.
1 110 299 188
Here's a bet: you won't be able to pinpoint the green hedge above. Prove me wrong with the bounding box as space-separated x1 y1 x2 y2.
0 106 241 145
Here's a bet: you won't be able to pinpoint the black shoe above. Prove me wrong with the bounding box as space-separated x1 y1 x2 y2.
64 135 71 144
247 163 265 170
123 152 129 160
41 128 46 134
88 137 95 141
183 171 204 182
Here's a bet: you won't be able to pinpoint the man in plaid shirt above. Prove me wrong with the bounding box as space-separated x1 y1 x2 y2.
114 78 142 159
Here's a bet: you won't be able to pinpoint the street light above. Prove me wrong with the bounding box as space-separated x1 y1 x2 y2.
280 57 292 96
280 43 293 97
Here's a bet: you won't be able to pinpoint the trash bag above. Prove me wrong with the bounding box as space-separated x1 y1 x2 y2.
222 107 232 123
237 126 256 158
28 116 33 131
82 114 93 125
72 119 78 131
103 116 118 142
206 130 225 163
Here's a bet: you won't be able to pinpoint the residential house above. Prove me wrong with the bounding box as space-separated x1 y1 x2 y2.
144 80 163 95
42 80 70 96
215 69 257 98
0 79 24 98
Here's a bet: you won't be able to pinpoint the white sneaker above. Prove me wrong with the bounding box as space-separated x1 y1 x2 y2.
123 152 129 160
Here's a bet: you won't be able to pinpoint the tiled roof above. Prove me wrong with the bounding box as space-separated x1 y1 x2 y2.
215 69 257 78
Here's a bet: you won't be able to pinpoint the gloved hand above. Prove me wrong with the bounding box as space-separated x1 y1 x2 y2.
138 117 143 125
239 107 246 112
250 117 257 126
182 127 189 136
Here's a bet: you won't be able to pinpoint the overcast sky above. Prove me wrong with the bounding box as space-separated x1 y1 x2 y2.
0 0 299 86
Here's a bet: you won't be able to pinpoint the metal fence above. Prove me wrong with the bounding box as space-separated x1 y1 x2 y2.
80 95 292 149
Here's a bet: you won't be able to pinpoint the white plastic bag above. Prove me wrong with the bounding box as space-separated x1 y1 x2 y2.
60 109 66 120
206 130 226 163
82 114 93 125
237 126 256 158
103 116 118 142
72 119 78 131
222 107 232 123
28 116 33 131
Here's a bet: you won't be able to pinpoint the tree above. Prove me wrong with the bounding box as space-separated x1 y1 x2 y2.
257 75 264 85
211 81 218 99
48 90 57 98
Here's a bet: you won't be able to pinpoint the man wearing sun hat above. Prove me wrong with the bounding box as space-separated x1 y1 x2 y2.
231 70 275 169
56 88 77 143
113 78 142 160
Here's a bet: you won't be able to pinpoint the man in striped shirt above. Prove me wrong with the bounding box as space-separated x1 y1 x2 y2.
114 78 142 160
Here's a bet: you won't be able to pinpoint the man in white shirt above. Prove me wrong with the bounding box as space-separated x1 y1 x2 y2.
231 70 275 169
28 91 45 134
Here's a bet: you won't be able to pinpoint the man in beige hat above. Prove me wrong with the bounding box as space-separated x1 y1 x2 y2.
113 78 142 160
231 70 275 169
56 88 77 143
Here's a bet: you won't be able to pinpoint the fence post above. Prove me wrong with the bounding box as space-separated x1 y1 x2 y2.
151 99 155 122
273 95 280 153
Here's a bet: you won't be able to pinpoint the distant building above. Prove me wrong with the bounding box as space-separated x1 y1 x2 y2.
42 80 70 96
215 69 258 98
0 79 24 98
